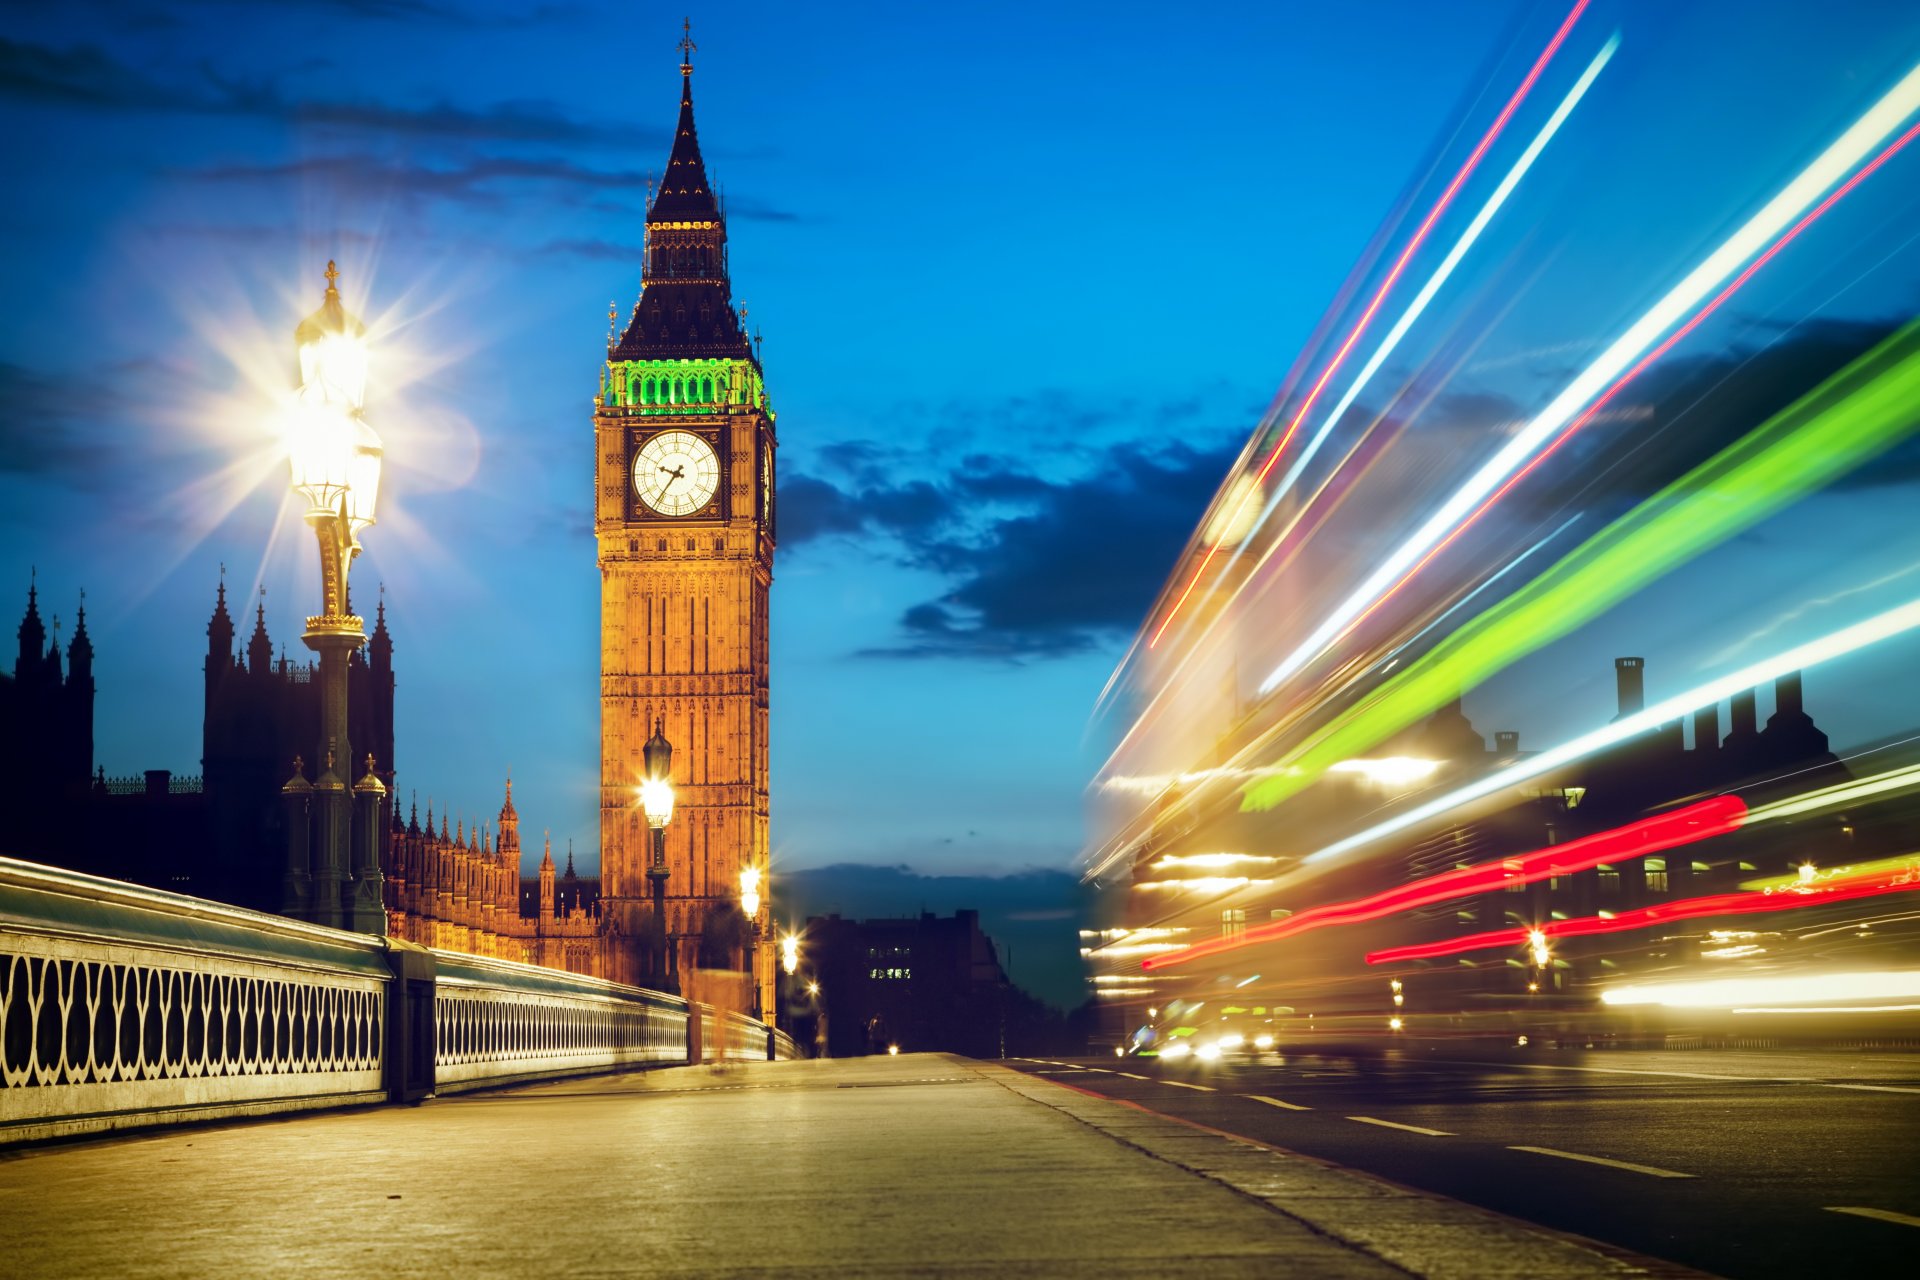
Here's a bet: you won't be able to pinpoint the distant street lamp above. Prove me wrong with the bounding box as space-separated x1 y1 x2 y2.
780 932 799 976
739 865 762 1017
640 719 674 984
281 261 385 934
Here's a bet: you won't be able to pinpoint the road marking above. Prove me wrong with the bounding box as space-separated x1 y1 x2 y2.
1828 1083 1920 1095
1828 1206 1920 1228
1118 1072 1150 1081
1244 1094 1312 1111
1467 1060 1787 1083
1084 1067 1113 1074
1348 1115 1453 1136
1162 1080 1217 1092
1508 1145 1694 1178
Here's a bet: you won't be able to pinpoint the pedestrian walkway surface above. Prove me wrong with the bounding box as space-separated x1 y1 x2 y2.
0 1054 1680 1278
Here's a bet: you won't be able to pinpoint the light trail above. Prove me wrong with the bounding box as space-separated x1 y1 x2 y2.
1241 315 1920 812
1310 114 1920 666
1143 796 1744 971
1256 58 1920 697
1745 760 1920 824
1364 862 1920 965
1278 593 1920 868
1240 34 1620 560
1147 0 1592 650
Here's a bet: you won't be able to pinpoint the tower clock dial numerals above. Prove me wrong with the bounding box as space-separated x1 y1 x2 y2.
633 430 720 516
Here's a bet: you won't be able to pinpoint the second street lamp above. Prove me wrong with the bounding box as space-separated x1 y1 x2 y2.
640 719 674 985
281 260 386 935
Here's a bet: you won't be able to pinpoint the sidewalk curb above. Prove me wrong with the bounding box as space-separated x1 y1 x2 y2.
975 1062 1716 1280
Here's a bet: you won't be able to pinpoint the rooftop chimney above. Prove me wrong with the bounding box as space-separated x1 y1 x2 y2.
1728 688 1757 739
1775 670 1804 719
1614 657 1645 718
1693 703 1720 754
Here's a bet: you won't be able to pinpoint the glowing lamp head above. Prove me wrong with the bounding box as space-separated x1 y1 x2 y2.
286 400 357 514
295 261 368 410
639 778 674 829
288 261 378 522
780 933 799 975
739 865 761 920
345 418 384 532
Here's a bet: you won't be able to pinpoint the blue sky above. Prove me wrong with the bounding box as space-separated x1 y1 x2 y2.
6 0 1920 924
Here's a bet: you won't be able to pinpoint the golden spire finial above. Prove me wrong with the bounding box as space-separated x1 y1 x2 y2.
323 259 340 294
678 16 696 74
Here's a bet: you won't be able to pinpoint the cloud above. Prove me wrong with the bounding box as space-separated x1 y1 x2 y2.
0 363 92 479
0 36 650 145
1519 316 1913 520
784 417 1243 659
169 153 804 223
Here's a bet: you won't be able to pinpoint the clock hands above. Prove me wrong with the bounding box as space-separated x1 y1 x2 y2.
658 463 687 487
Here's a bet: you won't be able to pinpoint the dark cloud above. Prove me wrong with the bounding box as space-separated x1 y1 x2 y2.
0 36 649 145
171 154 803 221
785 426 1242 660
1522 316 1914 521
0 363 91 478
0 361 171 493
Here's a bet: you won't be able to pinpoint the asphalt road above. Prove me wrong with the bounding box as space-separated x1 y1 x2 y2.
1003 1047 1920 1280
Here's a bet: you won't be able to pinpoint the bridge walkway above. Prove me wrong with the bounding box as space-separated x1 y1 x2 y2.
0 1053 1669 1278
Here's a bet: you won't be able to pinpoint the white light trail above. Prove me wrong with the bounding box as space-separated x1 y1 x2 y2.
1602 971 1920 1009
1242 36 1619 554
1258 58 1920 696
1300 595 1920 867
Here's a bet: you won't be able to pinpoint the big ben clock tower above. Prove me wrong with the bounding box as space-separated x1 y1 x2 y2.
595 27 775 1013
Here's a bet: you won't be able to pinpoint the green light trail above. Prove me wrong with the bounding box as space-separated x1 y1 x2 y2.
1243 317 1920 812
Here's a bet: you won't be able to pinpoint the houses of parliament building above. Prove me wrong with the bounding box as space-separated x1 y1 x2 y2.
1 34 777 1009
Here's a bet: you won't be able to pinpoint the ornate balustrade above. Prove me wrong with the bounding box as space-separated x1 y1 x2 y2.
1 857 796 1146
0 858 389 1144
431 949 689 1093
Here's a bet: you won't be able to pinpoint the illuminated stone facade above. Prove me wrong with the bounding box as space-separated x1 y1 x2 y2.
592 45 775 1011
385 779 604 975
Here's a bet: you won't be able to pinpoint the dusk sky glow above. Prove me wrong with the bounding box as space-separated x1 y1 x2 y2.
7 0 1920 943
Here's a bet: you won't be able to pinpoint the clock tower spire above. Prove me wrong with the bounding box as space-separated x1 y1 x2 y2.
595 24 776 1016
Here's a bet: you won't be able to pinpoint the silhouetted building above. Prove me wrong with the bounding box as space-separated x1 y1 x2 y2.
0 577 93 853
804 910 1013 1058
1383 655 1851 1002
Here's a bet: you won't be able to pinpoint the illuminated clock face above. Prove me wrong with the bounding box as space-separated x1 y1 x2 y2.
633 430 720 516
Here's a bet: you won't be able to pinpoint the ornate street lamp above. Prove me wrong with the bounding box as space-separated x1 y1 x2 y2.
281 261 386 934
739 864 763 1016
640 719 674 982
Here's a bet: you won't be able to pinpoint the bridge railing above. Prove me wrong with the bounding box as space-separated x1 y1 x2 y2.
0 857 794 1145
430 948 688 1094
0 858 390 1145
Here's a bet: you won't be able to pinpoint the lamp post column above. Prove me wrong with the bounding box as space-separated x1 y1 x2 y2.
640 719 675 991
305 617 359 930
284 260 385 937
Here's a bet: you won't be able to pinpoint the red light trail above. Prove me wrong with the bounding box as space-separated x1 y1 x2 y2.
1142 795 1745 971
1363 863 1920 965
1147 0 1591 650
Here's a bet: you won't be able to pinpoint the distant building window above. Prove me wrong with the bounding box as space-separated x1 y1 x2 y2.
1598 864 1620 893
1644 857 1668 893
1222 908 1245 940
